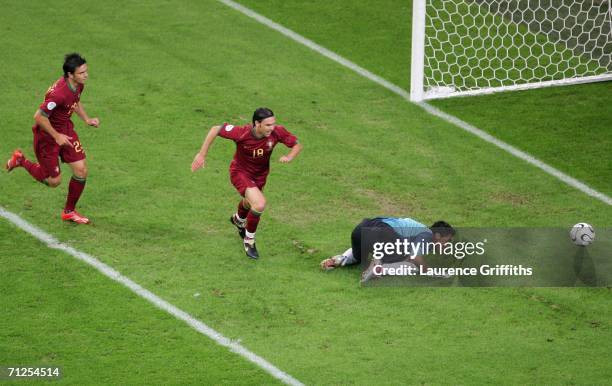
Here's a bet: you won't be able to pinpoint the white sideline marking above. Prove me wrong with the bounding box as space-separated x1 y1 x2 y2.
218 0 612 206
418 103 612 206
0 206 303 386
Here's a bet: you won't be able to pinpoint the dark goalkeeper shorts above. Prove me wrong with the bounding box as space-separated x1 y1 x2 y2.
351 218 404 265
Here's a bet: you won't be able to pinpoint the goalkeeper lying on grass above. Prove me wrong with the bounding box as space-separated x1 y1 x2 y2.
321 217 455 281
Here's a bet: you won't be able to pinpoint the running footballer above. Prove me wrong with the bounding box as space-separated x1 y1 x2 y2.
6 53 99 224
191 108 302 259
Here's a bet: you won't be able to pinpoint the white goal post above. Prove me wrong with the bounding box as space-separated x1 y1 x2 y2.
410 0 612 101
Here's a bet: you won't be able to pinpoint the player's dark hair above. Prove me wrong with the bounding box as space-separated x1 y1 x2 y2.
430 221 455 237
252 107 274 125
63 53 87 77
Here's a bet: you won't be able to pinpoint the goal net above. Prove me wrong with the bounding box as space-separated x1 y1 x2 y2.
410 0 612 101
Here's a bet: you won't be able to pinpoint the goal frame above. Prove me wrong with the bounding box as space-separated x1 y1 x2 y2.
409 0 612 102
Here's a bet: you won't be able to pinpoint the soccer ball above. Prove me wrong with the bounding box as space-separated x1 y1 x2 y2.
569 223 595 246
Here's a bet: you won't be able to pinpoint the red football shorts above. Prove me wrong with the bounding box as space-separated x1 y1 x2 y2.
32 126 86 178
230 169 267 196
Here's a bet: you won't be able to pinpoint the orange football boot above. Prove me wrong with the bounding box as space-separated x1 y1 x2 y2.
6 149 24 172
61 210 90 224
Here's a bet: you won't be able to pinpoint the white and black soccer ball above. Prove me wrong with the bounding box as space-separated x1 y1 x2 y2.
569 223 595 246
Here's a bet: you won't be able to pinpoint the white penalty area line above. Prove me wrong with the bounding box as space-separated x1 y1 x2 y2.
218 0 612 206
0 206 303 386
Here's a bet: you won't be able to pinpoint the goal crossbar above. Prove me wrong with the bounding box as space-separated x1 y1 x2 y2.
410 0 612 101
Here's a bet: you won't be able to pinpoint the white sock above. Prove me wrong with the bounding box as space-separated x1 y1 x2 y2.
245 230 256 239
340 248 357 266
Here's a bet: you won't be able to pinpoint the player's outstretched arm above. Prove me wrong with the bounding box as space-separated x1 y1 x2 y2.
279 142 303 163
75 102 100 127
191 125 222 172
34 110 73 148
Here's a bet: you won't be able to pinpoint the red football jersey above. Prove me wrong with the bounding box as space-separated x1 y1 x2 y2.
37 77 84 133
218 123 298 176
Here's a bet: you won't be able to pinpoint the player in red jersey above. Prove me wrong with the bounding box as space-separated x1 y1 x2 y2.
5 53 99 224
191 108 302 259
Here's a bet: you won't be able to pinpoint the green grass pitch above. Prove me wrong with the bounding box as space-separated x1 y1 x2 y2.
1 0 611 384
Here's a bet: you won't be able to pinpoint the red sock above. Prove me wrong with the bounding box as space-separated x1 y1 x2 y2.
246 209 262 234
21 159 47 182
64 176 86 212
237 199 250 220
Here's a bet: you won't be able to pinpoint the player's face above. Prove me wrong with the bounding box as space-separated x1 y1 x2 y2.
70 64 89 85
255 116 276 137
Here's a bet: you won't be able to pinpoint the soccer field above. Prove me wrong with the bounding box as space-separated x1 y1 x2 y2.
1 0 611 384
